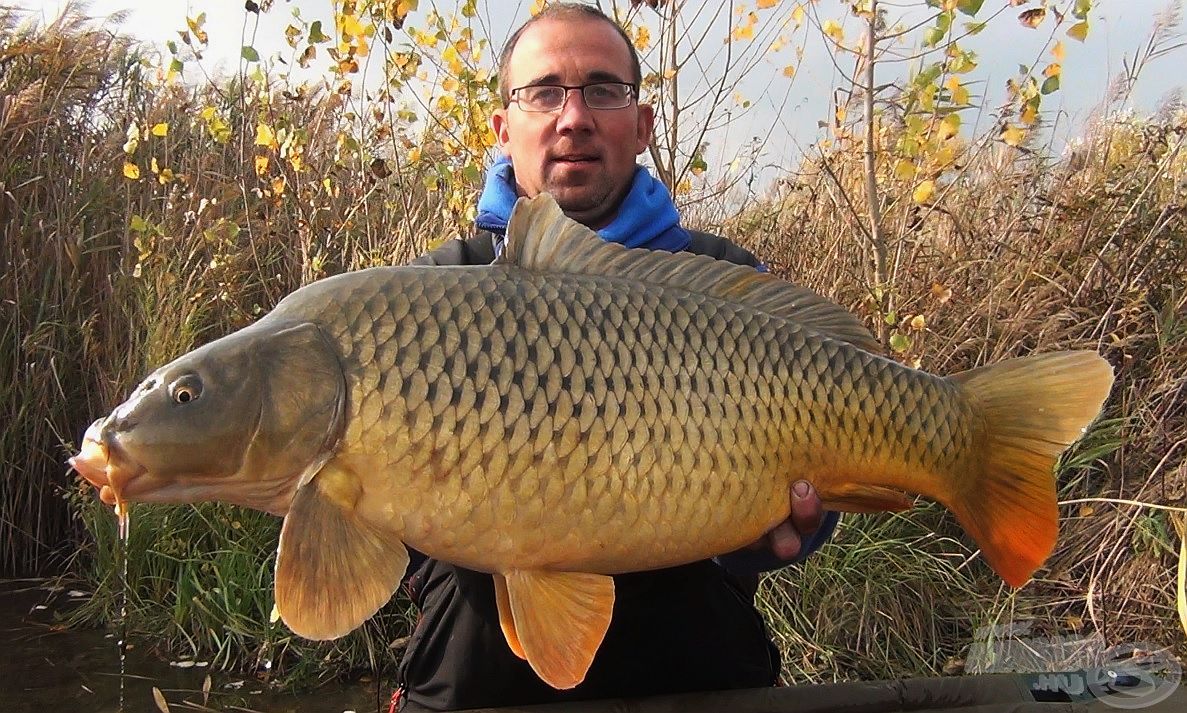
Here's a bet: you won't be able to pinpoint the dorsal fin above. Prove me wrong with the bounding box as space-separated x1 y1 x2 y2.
500 194 882 353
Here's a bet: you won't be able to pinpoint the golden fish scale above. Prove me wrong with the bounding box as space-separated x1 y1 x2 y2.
295 265 975 575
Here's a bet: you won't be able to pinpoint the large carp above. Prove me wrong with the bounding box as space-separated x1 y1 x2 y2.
71 194 1114 689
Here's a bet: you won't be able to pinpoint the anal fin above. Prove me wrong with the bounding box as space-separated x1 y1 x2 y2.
493 574 526 660
504 569 615 690
275 459 408 640
821 482 915 513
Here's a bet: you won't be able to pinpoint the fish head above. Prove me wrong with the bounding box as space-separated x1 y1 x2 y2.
70 321 347 516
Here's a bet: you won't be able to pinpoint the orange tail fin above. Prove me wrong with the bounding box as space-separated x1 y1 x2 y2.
948 351 1113 587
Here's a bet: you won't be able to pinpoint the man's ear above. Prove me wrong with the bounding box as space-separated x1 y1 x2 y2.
635 102 655 155
492 108 511 148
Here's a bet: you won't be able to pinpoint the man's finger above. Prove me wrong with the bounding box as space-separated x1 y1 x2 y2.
766 521 802 561
790 480 823 536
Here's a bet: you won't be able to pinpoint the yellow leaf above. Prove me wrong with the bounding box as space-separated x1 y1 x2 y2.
909 314 927 331
254 155 269 176
150 157 159 174
757 0 778 8
158 168 174 184
1174 514 1187 638
442 43 462 73
940 112 961 139
1052 40 1065 62
782 65 796 78
935 144 957 167
913 179 935 204
1067 20 1089 42
1001 124 1025 147
270 603 281 624
271 175 286 196
633 26 650 51
1021 102 1038 125
893 159 916 180
822 19 844 44
792 4 806 27
931 282 952 303
408 147 422 163
340 12 365 38
123 162 140 180
150 122 168 137
1043 62 1062 78
255 123 275 147
946 76 969 105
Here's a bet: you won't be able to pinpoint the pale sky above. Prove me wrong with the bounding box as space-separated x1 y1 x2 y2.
22 0 1187 188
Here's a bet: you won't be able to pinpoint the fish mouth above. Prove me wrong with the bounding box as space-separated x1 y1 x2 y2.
69 418 147 508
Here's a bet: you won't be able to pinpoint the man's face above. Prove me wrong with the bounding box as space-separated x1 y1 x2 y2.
492 16 655 229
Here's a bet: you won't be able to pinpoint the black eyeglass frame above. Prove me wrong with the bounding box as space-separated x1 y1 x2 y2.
507 81 640 112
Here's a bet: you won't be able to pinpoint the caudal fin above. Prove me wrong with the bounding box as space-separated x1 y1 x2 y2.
949 351 1113 587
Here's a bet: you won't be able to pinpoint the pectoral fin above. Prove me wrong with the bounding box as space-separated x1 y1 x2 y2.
275 460 408 640
503 570 615 690
821 483 915 513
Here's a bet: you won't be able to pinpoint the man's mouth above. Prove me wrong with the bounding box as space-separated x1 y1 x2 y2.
552 153 601 166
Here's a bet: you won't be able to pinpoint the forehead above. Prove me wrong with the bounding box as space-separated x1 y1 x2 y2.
506 16 634 85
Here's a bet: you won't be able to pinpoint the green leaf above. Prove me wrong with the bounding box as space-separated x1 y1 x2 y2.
962 21 987 35
956 0 984 16
169 58 184 74
1041 75 1060 94
241 45 260 62
889 333 911 353
309 20 329 44
1074 0 1091 20
130 214 148 233
923 27 945 47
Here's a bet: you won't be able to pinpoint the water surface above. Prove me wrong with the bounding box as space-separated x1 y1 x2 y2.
0 579 383 713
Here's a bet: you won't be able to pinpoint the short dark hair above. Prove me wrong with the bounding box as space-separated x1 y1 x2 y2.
496 3 643 107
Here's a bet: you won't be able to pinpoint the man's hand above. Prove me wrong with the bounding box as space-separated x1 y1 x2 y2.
748 480 824 561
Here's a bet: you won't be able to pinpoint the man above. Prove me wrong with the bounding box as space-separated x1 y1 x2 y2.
395 4 839 711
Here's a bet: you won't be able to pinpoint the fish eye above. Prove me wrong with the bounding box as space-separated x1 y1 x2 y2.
170 375 203 405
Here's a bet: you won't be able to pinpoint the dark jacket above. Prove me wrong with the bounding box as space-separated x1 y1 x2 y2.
395 227 815 712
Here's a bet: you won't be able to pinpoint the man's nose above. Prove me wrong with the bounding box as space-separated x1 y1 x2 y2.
555 89 595 132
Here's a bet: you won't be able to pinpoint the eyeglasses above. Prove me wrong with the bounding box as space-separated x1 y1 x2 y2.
508 82 637 112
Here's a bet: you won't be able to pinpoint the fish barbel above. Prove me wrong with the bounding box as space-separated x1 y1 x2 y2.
70 194 1114 689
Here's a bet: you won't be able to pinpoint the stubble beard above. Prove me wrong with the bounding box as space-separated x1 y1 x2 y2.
543 171 622 228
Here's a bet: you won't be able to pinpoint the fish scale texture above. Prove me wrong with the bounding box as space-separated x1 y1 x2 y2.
271 263 976 575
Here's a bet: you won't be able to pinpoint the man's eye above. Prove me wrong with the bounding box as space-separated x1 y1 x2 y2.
590 84 621 99
529 87 563 104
